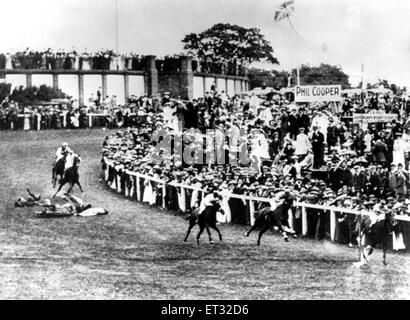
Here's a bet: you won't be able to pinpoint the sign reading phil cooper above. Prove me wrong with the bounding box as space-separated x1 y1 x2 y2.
295 85 342 102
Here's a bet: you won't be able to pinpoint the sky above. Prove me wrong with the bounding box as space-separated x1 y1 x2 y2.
1 0 410 87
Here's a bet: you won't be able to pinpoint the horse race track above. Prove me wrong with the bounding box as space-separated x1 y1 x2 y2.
1 129 410 300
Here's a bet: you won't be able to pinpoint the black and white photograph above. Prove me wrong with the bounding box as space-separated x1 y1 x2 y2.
1 0 410 302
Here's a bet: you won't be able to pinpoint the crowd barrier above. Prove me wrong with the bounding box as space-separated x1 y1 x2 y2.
1 113 139 131
102 158 410 249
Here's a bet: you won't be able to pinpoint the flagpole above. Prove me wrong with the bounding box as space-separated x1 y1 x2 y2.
361 62 364 103
297 67 300 85
115 0 119 52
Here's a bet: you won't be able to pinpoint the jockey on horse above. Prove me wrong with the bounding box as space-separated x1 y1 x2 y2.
354 201 396 267
54 142 72 167
198 186 223 216
53 142 81 184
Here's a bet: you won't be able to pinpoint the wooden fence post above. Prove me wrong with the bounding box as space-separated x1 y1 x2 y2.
124 173 129 197
116 173 121 193
249 200 255 226
180 186 186 212
129 175 135 198
302 206 308 236
288 208 294 231
136 176 141 201
162 183 166 208
104 162 109 181
330 210 336 241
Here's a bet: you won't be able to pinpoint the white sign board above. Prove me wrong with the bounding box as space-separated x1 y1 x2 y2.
294 85 342 102
353 113 398 123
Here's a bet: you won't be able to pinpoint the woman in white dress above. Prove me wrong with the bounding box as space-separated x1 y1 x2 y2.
393 136 405 166
81 53 90 70
110 53 116 70
142 172 158 205
5 53 13 69
250 129 270 161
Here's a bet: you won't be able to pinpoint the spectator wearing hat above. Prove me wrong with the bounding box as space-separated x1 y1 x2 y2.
297 107 310 134
340 160 353 188
311 125 325 169
395 163 408 200
372 138 388 166
326 117 338 153
352 165 365 195
328 160 343 192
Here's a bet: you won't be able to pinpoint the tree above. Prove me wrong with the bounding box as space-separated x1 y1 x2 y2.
294 64 351 89
182 23 279 71
377 79 404 95
248 68 290 90
9 85 69 105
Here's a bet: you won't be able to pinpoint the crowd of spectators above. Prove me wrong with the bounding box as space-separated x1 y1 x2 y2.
0 49 146 71
102 89 410 251
0 50 247 76
0 90 162 130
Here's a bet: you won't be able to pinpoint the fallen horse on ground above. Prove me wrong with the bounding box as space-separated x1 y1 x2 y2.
15 189 108 218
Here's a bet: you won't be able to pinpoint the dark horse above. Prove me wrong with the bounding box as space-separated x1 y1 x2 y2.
245 193 296 245
53 154 83 198
355 211 396 266
52 154 67 188
184 201 224 245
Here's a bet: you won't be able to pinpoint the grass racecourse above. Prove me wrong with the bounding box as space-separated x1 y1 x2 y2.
0 129 410 299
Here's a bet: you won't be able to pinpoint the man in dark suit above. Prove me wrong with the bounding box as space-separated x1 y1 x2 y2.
297 107 310 133
311 125 325 168
340 161 353 187
328 161 343 192
352 165 365 195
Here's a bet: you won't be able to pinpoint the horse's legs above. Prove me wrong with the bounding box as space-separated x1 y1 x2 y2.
196 224 205 245
274 219 289 242
205 225 212 243
67 183 73 194
257 225 270 246
76 181 84 193
245 224 257 237
184 219 196 242
52 181 65 198
211 224 223 241
382 244 388 266
362 244 373 263
52 169 56 188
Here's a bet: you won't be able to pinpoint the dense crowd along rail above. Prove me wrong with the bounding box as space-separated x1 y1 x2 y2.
102 158 410 247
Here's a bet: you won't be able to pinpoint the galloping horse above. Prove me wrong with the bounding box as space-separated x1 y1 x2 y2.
356 211 396 266
53 154 83 198
184 201 224 245
52 154 67 188
245 193 296 245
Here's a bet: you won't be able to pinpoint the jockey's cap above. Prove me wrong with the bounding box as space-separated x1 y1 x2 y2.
62 142 68 147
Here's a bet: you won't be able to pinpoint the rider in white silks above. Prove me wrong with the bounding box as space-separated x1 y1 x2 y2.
55 142 81 179
55 142 72 163
269 189 296 234
198 189 223 218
